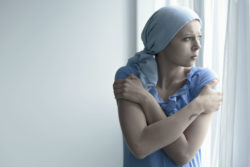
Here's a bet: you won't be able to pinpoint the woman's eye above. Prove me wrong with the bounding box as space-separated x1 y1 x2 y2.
184 37 191 41
184 35 202 41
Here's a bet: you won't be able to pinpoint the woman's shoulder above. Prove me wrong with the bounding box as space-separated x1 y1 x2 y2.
190 66 218 85
189 66 218 97
114 64 140 81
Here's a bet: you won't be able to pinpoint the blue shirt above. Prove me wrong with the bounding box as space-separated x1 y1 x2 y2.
114 64 217 167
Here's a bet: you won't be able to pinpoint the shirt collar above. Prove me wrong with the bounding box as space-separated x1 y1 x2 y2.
148 66 197 103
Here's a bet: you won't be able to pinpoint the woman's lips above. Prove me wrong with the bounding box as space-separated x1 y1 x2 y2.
191 55 198 60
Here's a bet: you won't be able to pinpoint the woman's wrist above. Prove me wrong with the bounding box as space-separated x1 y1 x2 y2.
138 90 166 123
138 90 158 113
138 90 151 106
193 96 205 114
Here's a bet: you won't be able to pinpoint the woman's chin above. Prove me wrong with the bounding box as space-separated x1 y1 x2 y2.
183 63 194 68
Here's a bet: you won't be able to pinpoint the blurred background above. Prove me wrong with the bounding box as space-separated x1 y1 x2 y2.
0 0 249 167
0 0 136 166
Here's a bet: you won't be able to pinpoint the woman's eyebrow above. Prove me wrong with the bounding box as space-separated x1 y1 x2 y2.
183 32 202 36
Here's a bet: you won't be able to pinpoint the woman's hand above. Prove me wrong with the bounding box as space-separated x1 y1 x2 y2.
113 74 147 104
197 79 223 114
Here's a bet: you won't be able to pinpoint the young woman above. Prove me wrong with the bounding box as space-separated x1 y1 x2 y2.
113 6 222 167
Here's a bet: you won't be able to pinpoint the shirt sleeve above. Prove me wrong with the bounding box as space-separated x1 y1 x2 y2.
114 65 140 81
191 68 218 98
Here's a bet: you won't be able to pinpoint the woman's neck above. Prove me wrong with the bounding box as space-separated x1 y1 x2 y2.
156 58 191 90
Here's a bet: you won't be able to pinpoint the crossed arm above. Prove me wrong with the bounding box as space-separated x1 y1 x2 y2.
138 91 213 165
114 74 221 165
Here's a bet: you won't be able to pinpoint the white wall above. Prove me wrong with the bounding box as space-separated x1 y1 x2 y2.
0 0 136 167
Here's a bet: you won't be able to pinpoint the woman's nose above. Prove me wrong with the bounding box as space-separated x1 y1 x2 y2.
192 38 201 51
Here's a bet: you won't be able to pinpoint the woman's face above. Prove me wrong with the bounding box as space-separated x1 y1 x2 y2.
159 20 202 67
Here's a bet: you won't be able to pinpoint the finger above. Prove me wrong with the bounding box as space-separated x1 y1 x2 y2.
115 92 126 100
127 74 133 79
130 74 137 79
218 91 222 95
114 87 124 95
128 74 133 77
113 80 126 88
114 85 129 95
114 79 126 84
128 74 137 80
114 90 120 98
113 83 124 89
207 78 219 87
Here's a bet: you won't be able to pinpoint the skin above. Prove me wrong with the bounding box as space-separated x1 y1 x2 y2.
113 20 223 165
156 20 202 100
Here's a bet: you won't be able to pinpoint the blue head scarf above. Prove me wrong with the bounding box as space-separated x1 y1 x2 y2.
127 5 201 90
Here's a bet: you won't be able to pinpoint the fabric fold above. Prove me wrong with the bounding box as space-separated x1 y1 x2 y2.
127 5 201 90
